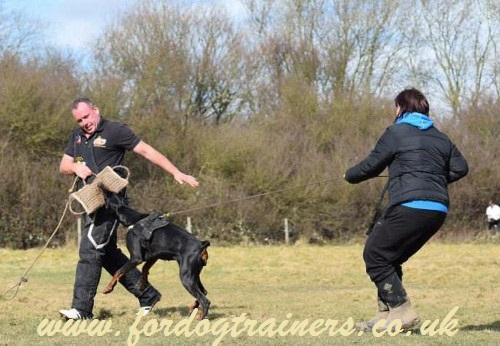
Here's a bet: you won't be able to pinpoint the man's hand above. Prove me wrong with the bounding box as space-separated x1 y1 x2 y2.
174 172 199 188
60 154 93 180
73 163 93 180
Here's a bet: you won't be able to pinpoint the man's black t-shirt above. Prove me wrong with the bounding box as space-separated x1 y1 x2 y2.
64 117 141 174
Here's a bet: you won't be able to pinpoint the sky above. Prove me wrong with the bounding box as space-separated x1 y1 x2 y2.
4 0 136 51
3 0 246 54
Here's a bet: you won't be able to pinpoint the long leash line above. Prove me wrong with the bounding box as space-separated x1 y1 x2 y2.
168 177 343 216
168 175 387 216
2 178 78 301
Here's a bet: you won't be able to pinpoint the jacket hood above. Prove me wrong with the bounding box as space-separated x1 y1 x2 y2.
395 112 434 130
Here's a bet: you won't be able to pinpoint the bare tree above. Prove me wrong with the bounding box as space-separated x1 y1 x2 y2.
91 0 246 127
0 0 45 58
322 0 402 98
415 0 498 116
243 0 324 114
244 0 403 108
484 0 500 100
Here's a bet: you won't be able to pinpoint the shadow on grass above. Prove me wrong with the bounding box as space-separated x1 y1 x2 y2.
95 304 241 320
460 320 500 332
154 304 231 320
96 308 126 319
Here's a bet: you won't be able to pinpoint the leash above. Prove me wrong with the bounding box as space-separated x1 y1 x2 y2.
2 178 78 301
168 177 343 216
170 175 389 216
366 180 389 235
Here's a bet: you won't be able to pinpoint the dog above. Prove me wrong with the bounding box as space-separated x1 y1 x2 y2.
101 191 211 319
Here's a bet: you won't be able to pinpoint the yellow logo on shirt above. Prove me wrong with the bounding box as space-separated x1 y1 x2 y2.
93 136 107 148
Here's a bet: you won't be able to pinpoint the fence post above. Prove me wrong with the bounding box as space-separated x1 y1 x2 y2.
284 218 289 245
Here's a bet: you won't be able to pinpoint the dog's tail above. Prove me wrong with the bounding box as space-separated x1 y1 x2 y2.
200 240 210 266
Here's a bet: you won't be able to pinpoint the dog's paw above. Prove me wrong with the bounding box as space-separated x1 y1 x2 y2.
102 286 114 294
188 300 200 314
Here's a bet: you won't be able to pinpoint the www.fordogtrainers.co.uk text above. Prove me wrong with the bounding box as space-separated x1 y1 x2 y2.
37 306 460 345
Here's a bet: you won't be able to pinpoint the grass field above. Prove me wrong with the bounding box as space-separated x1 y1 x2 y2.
0 242 498 345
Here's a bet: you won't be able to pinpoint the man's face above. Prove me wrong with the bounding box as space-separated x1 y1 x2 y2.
72 102 100 135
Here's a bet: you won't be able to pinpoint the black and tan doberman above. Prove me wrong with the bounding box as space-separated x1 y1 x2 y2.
102 192 210 319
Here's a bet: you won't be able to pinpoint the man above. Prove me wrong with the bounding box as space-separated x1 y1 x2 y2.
59 97 199 320
486 200 500 232
344 88 468 331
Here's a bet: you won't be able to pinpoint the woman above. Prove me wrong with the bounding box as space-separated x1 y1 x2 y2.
344 88 468 331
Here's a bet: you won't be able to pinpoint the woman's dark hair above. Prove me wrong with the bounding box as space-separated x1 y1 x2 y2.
394 87 429 116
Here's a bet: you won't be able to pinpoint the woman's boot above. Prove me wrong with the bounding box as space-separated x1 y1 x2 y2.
375 272 420 331
355 296 390 331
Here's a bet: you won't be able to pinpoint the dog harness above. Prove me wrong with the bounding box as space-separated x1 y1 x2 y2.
130 212 170 241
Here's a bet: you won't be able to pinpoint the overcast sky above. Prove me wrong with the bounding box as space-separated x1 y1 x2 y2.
3 0 246 53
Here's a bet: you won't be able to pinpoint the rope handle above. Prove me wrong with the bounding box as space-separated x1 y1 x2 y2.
2 277 28 301
67 174 98 215
111 165 130 180
68 194 86 215
67 176 84 215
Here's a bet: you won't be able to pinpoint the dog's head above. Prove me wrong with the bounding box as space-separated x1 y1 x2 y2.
100 185 148 226
101 186 125 210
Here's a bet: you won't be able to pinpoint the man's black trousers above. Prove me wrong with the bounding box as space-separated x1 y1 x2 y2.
72 207 160 316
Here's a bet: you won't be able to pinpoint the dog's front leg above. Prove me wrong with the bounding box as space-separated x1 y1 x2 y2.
139 259 157 291
102 271 125 294
103 259 140 294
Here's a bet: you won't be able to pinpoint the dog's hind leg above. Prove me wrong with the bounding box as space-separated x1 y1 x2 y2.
192 245 209 296
188 300 200 314
198 246 209 295
187 275 208 313
179 262 210 319
196 273 208 295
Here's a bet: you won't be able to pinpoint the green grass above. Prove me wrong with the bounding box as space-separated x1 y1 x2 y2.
0 243 498 345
